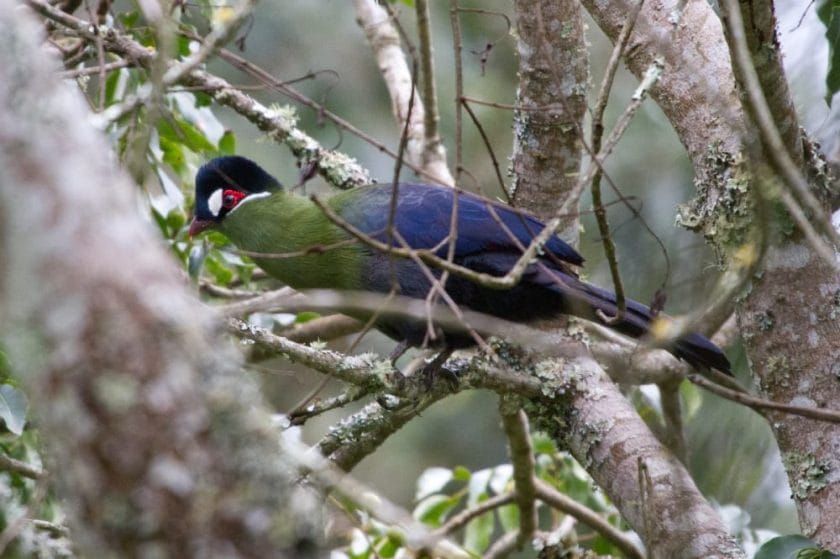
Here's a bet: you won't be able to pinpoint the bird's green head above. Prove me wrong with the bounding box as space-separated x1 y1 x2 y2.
189 156 282 236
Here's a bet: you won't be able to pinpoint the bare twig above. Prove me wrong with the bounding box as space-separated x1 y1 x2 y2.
499 402 537 547
534 479 644 559
0 454 44 480
449 0 464 181
431 493 516 537
589 0 646 324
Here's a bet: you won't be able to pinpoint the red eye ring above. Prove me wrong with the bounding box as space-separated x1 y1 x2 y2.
222 189 246 210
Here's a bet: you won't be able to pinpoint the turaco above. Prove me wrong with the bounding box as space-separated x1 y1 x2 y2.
189 155 731 374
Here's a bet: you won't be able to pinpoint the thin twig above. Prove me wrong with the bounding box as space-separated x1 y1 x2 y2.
59 58 130 78
499 402 537 547
430 493 515 537
0 454 43 480
534 479 644 559
589 0 645 324
449 0 464 182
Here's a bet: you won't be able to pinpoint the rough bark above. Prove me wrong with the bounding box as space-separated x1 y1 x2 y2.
730 0 803 162
527 356 744 559
583 0 840 549
510 1 742 556
0 8 323 557
511 0 589 228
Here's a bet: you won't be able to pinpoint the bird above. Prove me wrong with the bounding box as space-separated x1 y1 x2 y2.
189 155 731 374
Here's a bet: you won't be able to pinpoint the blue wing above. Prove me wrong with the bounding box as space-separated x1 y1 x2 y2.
336 183 583 268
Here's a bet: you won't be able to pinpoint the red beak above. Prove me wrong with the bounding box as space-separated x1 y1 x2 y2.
188 218 214 237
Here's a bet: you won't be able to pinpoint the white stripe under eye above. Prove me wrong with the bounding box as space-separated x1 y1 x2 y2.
208 189 223 216
228 191 271 214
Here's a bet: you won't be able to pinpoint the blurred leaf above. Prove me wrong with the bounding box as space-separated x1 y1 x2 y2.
467 468 492 506
188 242 207 281
487 465 513 495
150 205 169 237
819 0 840 105
374 533 402 558
219 130 236 154
452 465 471 481
347 528 371 559
294 311 321 324
104 68 122 107
416 467 453 500
0 350 10 382
119 10 140 27
166 207 187 234
413 494 460 527
205 231 230 246
532 432 557 455
204 253 234 285
464 503 493 554
497 503 519 532
755 534 839 559
177 35 193 57
159 136 186 174
0 384 28 436
195 91 213 107
159 116 217 155
680 381 702 421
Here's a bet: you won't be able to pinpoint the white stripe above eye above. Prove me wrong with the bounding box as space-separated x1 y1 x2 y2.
227 191 271 215
208 189 223 217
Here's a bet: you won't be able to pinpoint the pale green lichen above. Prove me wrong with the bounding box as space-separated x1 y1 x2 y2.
782 451 829 500
676 144 754 253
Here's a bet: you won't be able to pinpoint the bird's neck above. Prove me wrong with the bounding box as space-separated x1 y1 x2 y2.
221 191 364 290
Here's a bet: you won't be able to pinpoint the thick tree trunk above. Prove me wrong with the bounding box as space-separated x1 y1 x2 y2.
583 0 840 549
510 1 743 556
0 8 324 557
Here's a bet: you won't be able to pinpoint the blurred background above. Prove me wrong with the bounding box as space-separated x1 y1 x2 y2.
198 0 838 538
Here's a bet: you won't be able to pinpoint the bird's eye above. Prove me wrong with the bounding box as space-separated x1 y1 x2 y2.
221 189 244 210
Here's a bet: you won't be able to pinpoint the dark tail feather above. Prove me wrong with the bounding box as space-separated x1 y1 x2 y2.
549 274 732 374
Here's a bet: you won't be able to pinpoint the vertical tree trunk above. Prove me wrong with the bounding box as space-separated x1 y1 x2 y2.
510 2 743 556
0 8 323 557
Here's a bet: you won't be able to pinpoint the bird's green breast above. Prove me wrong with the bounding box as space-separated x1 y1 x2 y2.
220 192 365 290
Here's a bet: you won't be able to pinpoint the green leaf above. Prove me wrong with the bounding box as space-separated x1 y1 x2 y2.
755 535 839 559
463 506 494 554
375 534 400 558
119 10 140 27
204 253 234 285
166 207 187 234
680 381 702 421
104 68 123 107
294 311 321 324
413 494 461 527
452 465 472 481
497 503 520 532
159 116 217 155
218 130 236 155
0 384 28 436
416 467 453 500
532 432 557 455
159 136 186 174
819 0 840 105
